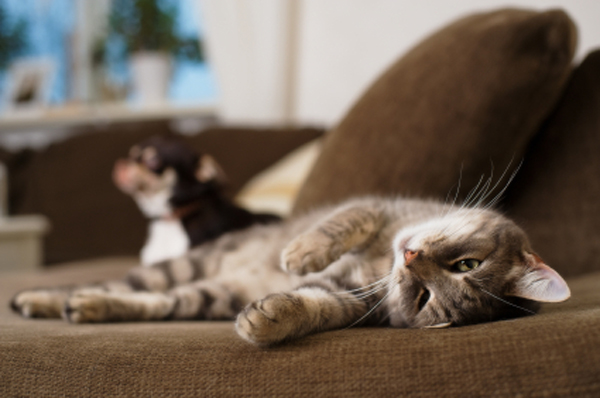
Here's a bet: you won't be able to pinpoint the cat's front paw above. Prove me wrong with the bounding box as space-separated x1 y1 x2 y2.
281 234 341 275
235 293 306 346
10 289 67 318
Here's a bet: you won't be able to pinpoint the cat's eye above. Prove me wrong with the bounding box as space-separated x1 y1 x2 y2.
453 259 481 272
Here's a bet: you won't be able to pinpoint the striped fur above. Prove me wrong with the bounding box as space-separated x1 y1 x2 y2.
10 196 569 346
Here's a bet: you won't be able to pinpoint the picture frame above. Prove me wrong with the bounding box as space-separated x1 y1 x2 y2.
2 58 55 112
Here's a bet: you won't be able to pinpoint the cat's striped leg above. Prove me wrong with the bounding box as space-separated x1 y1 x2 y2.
166 281 243 321
10 247 214 320
126 244 218 291
64 280 243 323
64 291 176 323
236 279 374 346
282 203 385 275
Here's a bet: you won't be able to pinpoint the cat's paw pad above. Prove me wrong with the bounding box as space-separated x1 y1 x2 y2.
63 293 113 323
10 290 66 318
281 234 340 275
236 294 304 346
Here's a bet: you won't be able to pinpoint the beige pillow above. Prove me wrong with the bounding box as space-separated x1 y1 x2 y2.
235 139 323 216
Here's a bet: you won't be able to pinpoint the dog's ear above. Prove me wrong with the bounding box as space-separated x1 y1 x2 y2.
196 155 228 185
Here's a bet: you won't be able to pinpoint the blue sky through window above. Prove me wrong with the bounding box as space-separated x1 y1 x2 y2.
170 0 218 105
1 0 217 106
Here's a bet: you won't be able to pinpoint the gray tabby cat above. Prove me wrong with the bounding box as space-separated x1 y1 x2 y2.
11 196 570 346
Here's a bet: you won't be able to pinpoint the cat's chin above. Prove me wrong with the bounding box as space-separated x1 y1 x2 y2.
389 311 410 328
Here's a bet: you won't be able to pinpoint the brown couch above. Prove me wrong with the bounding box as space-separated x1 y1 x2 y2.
2 8 600 397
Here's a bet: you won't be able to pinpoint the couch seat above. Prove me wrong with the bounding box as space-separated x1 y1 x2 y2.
1 258 599 397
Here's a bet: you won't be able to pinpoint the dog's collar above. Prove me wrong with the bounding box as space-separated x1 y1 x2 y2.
166 201 204 220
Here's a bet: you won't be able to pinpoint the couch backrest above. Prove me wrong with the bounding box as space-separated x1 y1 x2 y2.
504 50 600 277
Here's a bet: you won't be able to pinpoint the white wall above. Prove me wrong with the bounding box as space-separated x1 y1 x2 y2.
199 0 600 127
295 0 600 126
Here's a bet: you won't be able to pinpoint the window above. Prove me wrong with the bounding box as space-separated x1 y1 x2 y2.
0 0 217 109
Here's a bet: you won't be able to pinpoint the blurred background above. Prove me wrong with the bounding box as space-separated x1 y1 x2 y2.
1 0 599 132
0 0 598 270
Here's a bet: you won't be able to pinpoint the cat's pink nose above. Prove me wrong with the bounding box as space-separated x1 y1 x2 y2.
404 250 418 265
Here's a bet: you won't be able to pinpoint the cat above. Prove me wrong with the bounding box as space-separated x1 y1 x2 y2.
113 135 280 265
10 195 570 346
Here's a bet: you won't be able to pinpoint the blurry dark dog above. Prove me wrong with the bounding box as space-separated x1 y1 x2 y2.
113 135 280 265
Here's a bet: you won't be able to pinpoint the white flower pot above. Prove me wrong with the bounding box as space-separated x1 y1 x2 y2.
129 52 172 106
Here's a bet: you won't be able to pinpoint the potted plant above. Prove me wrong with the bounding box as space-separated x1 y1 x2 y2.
0 4 28 72
106 0 203 105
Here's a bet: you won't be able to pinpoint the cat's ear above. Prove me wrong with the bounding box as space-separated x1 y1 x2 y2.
507 253 570 303
196 155 227 185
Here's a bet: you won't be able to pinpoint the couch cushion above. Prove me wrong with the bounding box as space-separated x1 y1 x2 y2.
293 8 576 213
2 125 322 264
235 138 323 216
504 50 600 278
1 259 599 397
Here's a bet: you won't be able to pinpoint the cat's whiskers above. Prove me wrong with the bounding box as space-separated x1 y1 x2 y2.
439 170 489 235
439 205 486 240
469 159 503 209
482 160 522 211
440 165 464 219
459 174 485 211
344 283 397 329
441 160 522 239
345 279 393 297
462 171 494 210
465 274 536 315
341 264 404 327
479 288 536 315
352 280 397 300
338 273 398 300
469 275 492 283
472 158 517 210
442 218 473 241
378 308 395 325
441 188 455 218
472 175 495 208
458 161 521 233
382 246 396 256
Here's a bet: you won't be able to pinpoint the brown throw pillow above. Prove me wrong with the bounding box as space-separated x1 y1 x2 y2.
504 50 600 278
293 8 577 213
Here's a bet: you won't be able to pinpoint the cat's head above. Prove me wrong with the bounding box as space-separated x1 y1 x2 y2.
388 208 570 329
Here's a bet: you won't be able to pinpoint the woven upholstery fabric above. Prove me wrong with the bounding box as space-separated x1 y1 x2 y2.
504 50 600 278
1 259 599 397
293 8 576 213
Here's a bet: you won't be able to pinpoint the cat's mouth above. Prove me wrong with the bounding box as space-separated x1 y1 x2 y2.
417 288 431 312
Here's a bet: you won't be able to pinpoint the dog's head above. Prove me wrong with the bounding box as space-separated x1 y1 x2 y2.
113 135 227 218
